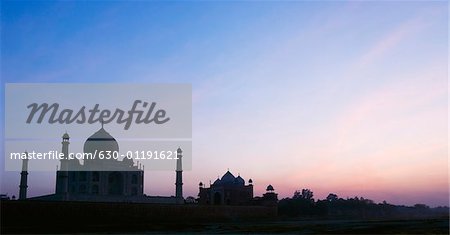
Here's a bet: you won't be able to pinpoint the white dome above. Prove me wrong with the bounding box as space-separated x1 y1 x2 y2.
83 127 119 156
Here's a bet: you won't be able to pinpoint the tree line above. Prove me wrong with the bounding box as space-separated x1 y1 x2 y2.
278 189 449 219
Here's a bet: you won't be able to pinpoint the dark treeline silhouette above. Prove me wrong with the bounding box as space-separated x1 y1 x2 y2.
278 189 449 219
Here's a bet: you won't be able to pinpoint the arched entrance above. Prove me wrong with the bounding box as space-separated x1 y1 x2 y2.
213 192 222 205
108 172 123 195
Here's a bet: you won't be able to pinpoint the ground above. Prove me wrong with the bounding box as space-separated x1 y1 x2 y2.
112 217 450 234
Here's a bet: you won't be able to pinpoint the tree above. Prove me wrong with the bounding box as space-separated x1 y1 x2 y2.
293 189 314 202
293 190 301 199
326 193 338 202
302 189 314 202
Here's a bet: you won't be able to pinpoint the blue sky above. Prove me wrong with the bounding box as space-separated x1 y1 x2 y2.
1 1 448 206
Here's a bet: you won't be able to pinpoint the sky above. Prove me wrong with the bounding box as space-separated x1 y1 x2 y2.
1 1 448 207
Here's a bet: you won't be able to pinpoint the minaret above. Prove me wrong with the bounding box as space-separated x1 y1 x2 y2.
56 132 69 197
19 152 29 200
175 147 183 202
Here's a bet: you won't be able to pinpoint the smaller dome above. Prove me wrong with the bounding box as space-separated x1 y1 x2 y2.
235 175 245 185
213 178 221 186
177 147 182 153
199 182 203 187
266 185 274 191
248 179 253 184
62 132 70 139
122 155 134 167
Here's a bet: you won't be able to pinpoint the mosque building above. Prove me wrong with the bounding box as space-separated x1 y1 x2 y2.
198 170 253 205
198 170 278 206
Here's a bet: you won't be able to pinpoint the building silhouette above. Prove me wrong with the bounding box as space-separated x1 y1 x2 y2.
198 171 278 206
17 127 276 206
198 170 254 205
56 128 144 197
23 127 183 204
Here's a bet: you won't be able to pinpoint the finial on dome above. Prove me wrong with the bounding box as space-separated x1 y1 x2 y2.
101 118 104 129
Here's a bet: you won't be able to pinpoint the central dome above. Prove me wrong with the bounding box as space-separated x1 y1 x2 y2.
83 127 119 155
220 171 235 184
